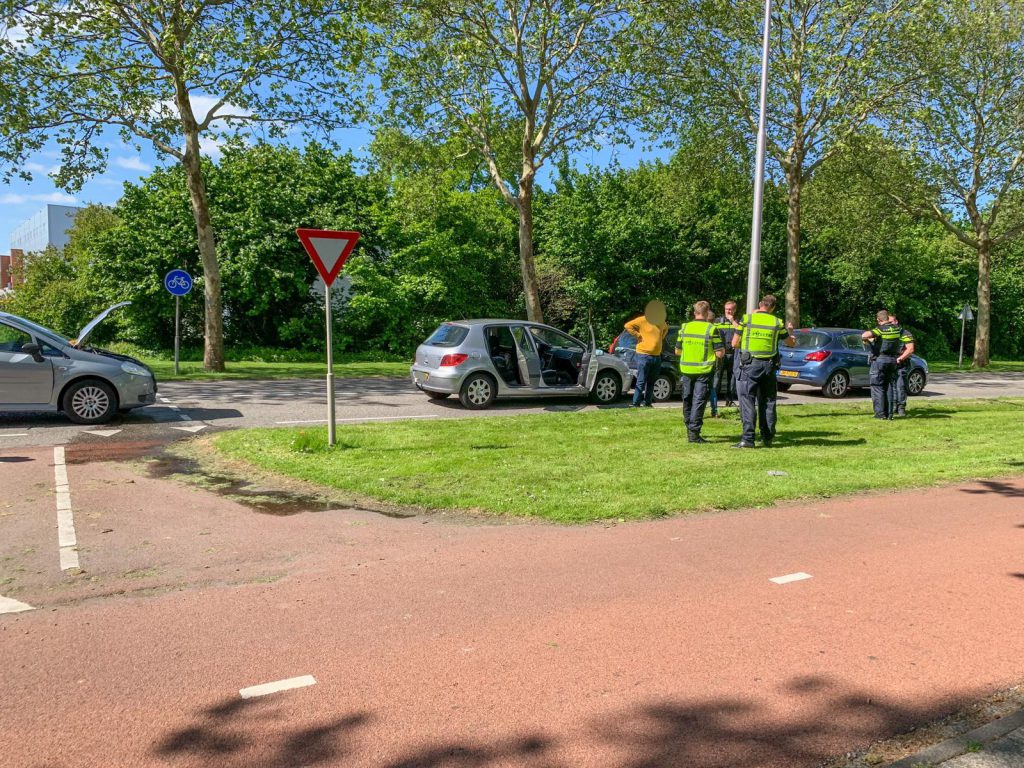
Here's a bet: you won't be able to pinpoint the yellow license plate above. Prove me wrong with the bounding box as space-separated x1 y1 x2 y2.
422 372 429 381
779 370 799 378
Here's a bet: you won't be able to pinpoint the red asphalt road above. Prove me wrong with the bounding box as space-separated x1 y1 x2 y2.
1 445 1023 768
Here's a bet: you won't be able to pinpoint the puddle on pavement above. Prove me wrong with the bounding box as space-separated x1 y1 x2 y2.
146 453 414 518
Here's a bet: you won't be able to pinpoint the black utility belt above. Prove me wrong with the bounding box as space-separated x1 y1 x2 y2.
740 352 778 364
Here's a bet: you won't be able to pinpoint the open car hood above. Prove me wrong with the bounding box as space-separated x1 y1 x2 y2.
74 301 131 347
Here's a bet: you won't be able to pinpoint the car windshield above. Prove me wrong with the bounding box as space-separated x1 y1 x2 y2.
8 316 71 346
791 331 830 349
424 323 469 347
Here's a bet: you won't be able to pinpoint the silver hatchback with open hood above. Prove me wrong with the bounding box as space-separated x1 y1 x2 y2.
0 302 157 424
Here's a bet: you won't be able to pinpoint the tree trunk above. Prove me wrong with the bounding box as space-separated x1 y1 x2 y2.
972 240 992 367
784 169 802 328
179 131 225 372
517 176 544 323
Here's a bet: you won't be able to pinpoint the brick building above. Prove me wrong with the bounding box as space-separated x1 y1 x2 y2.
1 249 24 290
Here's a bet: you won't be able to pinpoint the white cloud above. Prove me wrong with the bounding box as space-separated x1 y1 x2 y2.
24 162 47 174
198 136 224 160
113 155 151 172
1 23 28 46
1 193 27 204
34 192 78 204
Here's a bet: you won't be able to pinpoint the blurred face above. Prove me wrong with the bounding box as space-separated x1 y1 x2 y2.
725 303 737 318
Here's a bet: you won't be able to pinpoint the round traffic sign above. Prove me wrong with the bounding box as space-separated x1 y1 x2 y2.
164 269 193 296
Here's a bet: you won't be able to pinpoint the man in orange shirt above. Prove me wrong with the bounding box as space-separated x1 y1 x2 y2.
624 300 669 408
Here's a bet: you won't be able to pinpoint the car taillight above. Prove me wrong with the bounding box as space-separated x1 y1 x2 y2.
609 335 619 353
804 350 831 362
439 353 468 367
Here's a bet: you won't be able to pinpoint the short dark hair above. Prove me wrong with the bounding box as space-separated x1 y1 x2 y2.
760 295 777 311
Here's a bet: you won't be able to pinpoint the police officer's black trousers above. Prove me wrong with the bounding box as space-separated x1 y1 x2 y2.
870 357 898 418
736 357 777 444
894 361 908 413
681 372 712 436
713 353 736 402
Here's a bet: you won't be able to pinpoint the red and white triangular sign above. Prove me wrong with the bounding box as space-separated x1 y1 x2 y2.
296 229 361 288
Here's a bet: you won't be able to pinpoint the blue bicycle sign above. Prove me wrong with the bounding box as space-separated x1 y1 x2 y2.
164 269 193 296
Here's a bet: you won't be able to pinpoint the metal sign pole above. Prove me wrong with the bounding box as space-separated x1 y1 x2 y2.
174 295 181 376
325 282 336 446
746 0 773 317
958 315 966 368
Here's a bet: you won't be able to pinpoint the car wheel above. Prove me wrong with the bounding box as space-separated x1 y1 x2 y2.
459 373 497 410
652 373 674 402
590 371 622 404
777 382 792 392
907 368 926 396
426 392 451 400
63 379 118 424
822 370 850 399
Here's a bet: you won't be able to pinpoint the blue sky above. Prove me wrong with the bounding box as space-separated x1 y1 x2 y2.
1 126 672 253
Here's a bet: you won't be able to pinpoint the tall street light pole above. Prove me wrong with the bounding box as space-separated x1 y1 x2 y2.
746 0 773 316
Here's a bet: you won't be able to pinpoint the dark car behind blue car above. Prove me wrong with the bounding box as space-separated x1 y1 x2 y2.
777 327 928 398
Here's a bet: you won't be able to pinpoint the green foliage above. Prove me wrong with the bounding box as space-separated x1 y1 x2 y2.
534 133 787 340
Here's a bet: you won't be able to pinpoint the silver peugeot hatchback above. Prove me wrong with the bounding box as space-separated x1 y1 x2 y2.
0 302 157 424
411 319 630 409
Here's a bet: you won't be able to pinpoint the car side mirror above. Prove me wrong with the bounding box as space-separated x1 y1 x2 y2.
21 342 44 363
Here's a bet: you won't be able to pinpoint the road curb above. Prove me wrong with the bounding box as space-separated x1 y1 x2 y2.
886 708 1024 767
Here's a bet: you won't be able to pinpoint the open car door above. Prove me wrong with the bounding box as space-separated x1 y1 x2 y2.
582 324 600 391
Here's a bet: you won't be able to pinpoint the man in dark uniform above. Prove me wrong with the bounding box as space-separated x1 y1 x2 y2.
731 294 795 448
862 310 914 420
710 299 740 416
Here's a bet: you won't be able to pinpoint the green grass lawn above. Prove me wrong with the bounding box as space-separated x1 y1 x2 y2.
928 360 1024 373
212 399 1024 523
144 358 409 381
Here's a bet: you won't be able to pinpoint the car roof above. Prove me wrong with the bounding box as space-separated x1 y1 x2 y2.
800 327 861 334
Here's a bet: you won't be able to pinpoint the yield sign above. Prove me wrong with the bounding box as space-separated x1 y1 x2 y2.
296 229 361 287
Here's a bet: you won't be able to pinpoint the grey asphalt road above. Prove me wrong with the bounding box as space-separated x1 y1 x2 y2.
1 370 1023 448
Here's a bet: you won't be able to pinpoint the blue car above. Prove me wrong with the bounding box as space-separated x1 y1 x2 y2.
776 327 928 398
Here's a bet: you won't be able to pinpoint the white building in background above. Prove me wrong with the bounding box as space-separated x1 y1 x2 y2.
9 204 83 254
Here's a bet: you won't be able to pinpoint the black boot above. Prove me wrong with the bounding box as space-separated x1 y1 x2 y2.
688 431 707 444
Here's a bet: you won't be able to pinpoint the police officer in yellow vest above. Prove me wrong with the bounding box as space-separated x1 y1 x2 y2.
731 294 795 448
675 300 725 443
861 310 915 420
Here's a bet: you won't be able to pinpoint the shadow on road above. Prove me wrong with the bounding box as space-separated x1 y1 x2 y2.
960 480 1024 498
156 697 372 767
150 675 969 768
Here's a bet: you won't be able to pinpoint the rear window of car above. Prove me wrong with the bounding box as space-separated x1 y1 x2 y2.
791 331 830 349
424 323 469 347
615 332 637 350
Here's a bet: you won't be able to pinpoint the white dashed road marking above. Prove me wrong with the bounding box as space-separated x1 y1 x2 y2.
770 572 813 585
0 433 29 438
239 675 317 699
171 425 207 433
0 596 35 615
53 446 79 571
86 429 122 438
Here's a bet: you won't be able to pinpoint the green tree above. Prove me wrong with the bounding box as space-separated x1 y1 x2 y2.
868 0 1024 366
536 132 788 342
376 0 649 323
1 0 366 370
651 0 916 326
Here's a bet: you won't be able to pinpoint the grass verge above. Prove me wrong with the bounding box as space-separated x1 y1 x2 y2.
928 360 1024 373
142 358 409 381
212 398 1024 523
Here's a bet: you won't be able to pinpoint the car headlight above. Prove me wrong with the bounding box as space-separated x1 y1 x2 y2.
121 361 149 376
